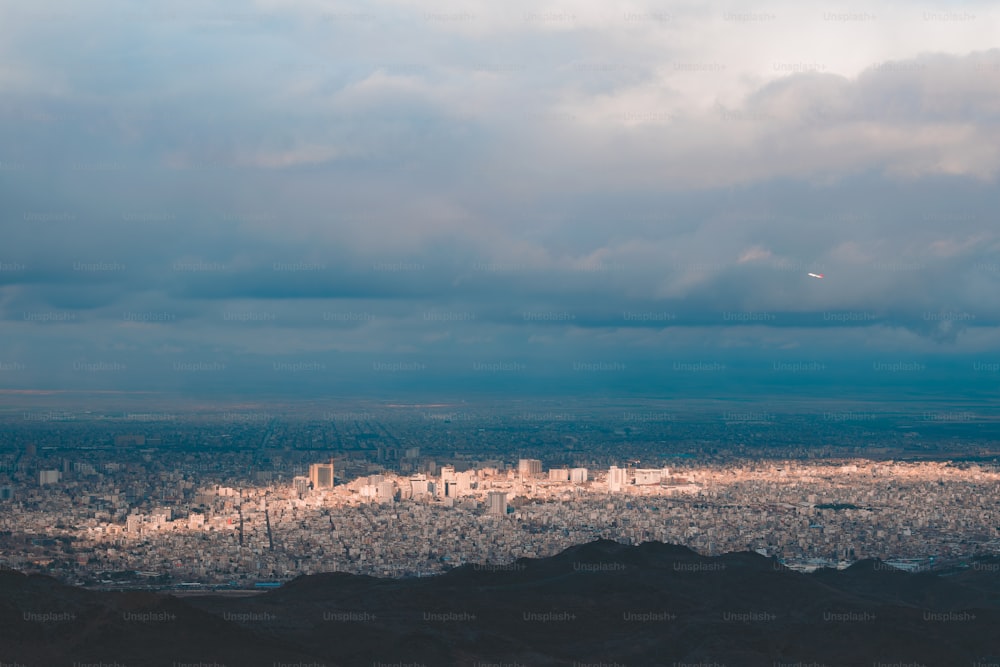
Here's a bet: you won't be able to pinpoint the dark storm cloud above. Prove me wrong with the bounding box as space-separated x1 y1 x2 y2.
1 2 999 392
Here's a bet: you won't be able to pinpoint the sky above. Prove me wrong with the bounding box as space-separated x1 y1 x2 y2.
1 0 998 398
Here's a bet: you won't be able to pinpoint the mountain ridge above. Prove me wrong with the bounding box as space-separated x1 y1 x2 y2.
2 540 999 666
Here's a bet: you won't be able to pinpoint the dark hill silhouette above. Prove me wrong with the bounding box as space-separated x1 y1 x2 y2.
3 542 1000 666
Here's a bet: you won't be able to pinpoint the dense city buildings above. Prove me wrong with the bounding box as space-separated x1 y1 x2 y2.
0 401 997 588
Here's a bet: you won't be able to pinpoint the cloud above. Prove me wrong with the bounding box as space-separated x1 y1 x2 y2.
1 4 999 393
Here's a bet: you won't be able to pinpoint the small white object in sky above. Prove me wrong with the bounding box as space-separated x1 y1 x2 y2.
808 272 824 279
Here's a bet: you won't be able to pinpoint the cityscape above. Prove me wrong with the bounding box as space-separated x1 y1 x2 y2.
2 399 1000 665
3 0 1000 664
2 401 998 590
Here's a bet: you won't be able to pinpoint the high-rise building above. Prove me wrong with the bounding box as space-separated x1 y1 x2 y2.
292 476 310 497
454 471 472 495
570 467 589 483
548 468 570 482
376 481 395 503
39 470 61 486
608 465 628 493
518 459 542 477
309 461 334 490
73 462 96 475
488 491 507 516
410 474 430 498
635 468 667 485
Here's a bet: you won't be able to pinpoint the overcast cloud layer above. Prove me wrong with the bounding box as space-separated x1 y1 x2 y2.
1 0 998 397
